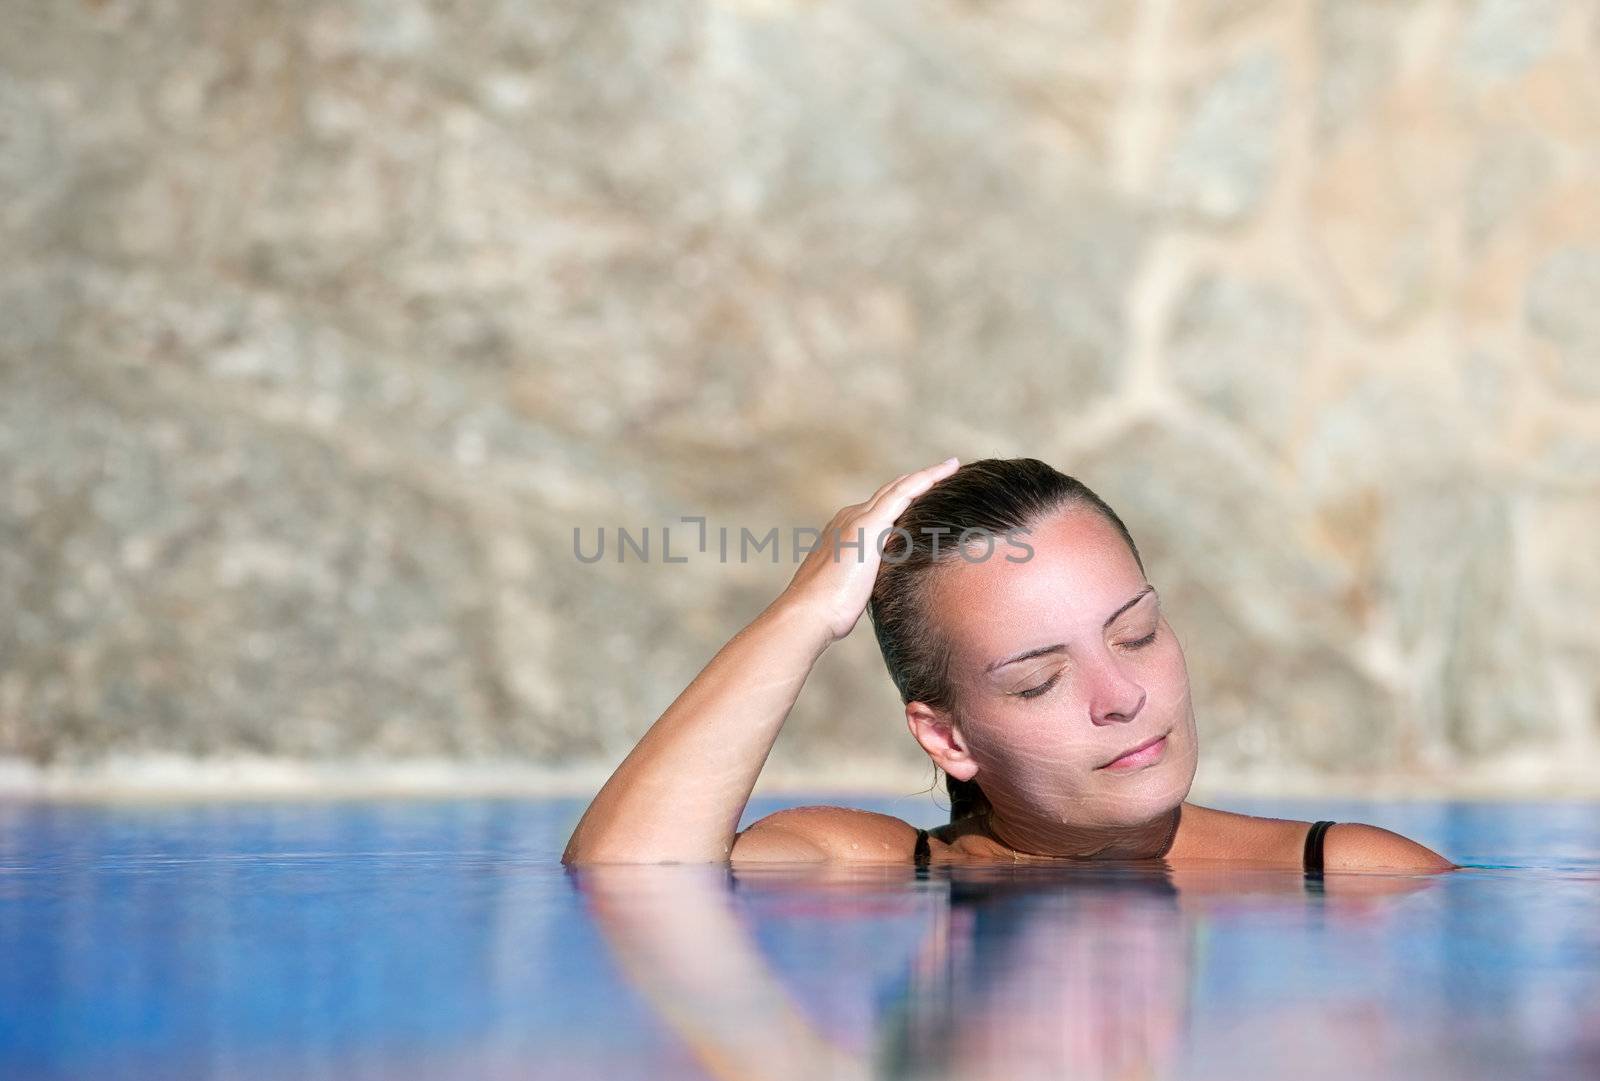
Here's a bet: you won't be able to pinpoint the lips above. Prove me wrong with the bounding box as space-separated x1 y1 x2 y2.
1098 731 1169 771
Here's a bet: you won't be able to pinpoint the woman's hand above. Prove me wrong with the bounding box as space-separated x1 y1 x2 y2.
560 455 959 865
776 457 960 644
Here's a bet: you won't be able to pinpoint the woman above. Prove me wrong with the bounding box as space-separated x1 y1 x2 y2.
562 456 1457 874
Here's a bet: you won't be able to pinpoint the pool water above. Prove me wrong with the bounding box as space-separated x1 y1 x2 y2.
1 797 1596 1080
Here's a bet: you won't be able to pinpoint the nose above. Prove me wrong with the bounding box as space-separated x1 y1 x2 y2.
1087 650 1145 727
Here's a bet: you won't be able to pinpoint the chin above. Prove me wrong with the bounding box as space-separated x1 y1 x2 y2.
1088 754 1197 827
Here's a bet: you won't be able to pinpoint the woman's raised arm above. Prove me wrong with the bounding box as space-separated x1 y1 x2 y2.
560 457 959 865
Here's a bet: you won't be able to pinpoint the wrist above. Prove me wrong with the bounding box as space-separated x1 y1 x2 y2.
759 591 839 659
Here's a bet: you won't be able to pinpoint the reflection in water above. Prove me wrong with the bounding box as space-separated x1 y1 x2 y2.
2 799 1597 1080
575 862 874 1081
576 859 1445 1081
873 865 1192 1081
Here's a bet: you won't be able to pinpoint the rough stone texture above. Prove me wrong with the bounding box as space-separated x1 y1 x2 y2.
1458 0 1564 82
1466 130 1554 250
1159 50 1283 224
1526 246 1600 396
1314 0 1405 140
2 0 1599 796
1165 272 1312 457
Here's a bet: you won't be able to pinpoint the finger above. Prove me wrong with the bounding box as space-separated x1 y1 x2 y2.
864 457 959 507
865 472 911 506
865 457 959 514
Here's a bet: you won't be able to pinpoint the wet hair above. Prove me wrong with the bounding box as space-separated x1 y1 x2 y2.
867 458 1146 824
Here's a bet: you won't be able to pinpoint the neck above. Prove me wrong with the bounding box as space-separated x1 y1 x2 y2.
978 801 1183 861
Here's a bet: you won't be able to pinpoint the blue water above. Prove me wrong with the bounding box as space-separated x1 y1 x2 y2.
1 797 1596 1080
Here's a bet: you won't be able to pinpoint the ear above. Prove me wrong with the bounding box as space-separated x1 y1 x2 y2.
905 701 980 782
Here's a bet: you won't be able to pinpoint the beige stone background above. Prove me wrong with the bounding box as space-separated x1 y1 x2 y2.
1 0 1597 799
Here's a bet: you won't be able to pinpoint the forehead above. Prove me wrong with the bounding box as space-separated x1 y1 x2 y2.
929 507 1148 658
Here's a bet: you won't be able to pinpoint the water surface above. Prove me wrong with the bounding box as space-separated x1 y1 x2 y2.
1 797 1595 1080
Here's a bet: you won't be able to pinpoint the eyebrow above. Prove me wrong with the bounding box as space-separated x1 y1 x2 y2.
983 586 1158 675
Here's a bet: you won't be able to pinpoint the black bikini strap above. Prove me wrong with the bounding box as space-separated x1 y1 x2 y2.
913 827 931 870
1303 820 1336 877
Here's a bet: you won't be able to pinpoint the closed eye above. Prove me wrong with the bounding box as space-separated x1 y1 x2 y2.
1012 630 1159 700
1014 673 1061 700
1122 630 1158 651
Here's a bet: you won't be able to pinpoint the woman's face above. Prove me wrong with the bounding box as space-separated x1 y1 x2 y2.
925 505 1199 829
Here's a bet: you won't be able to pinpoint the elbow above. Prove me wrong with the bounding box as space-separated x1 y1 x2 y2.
561 836 624 867
561 810 738 865
560 837 733 866
560 827 588 866
561 831 613 867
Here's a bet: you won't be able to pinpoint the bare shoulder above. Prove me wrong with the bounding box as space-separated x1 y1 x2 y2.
1170 803 1301 862
1320 822 1458 873
731 804 921 864
1175 804 1456 873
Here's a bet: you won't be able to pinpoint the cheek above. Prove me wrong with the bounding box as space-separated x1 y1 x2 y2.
1161 618 1188 661
976 713 1106 780
1144 628 1191 694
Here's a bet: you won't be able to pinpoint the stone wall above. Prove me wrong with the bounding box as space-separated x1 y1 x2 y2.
2 0 1597 796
